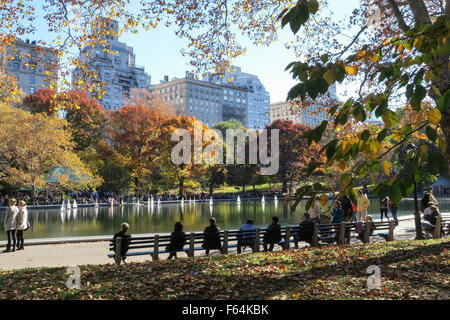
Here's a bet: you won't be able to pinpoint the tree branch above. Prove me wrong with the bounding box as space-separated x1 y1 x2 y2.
407 0 432 25
387 0 409 32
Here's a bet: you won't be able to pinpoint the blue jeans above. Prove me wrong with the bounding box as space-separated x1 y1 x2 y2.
391 207 398 226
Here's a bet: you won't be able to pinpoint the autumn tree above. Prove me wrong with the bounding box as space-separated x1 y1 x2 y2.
0 103 98 198
266 120 325 193
21 88 58 115
107 105 167 194
159 116 209 195
63 90 106 152
279 0 449 238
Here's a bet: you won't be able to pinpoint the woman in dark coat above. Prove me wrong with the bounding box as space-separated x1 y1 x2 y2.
167 222 187 259
202 218 223 255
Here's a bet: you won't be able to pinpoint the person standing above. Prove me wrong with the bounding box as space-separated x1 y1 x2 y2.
356 190 370 221
16 200 28 250
380 196 390 222
388 199 399 226
3 198 19 253
308 198 323 224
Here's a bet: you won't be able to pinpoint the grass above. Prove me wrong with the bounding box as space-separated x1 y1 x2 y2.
212 183 282 194
0 238 448 300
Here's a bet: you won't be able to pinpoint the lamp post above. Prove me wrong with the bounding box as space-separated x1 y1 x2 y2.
406 143 424 240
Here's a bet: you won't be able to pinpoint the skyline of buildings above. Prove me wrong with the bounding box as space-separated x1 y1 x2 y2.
3 38 58 95
72 17 151 111
270 85 337 128
4 18 338 130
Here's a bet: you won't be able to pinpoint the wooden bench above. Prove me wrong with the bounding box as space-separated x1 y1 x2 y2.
432 215 450 238
108 221 395 265
286 221 395 246
108 229 265 265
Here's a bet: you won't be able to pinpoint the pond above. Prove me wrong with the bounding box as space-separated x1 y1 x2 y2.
1 198 449 240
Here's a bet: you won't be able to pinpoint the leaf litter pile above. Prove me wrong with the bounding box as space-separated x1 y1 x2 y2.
0 238 448 300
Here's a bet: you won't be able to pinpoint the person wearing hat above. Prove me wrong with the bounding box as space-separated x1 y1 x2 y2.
112 222 132 263
294 212 316 248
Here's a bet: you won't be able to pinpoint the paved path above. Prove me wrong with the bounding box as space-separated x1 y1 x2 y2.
0 215 443 271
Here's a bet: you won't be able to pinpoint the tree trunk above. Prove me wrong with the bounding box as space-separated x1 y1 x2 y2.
413 178 424 240
282 179 288 193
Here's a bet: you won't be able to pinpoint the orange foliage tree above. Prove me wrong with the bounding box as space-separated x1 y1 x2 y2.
106 105 167 194
266 119 325 193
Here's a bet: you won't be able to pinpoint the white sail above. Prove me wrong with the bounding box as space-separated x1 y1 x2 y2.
181 197 185 205
67 199 71 210
137 198 140 205
121 198 124 206
237 195 241 203
262 195 265 203
274 195 278 202
148 196 151 206
95 199 98 208
151 196 154 206
61 201 66 211
157 198 161 206
73 199 77 208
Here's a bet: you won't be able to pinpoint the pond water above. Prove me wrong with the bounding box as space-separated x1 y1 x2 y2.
1 199 449 240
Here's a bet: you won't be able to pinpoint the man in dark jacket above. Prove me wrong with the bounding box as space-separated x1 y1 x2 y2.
294 212 315 248
113 222 132 264
263 216 284 252
202 218 223 255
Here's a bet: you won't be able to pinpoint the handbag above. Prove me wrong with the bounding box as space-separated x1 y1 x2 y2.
24 221 30 231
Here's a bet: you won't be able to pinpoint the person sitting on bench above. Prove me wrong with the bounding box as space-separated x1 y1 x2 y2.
422 205 441 236
294 212 315 248
202 218 224 255
356 216 375 241
112 222 132 264
166 221 187 259
263 216 284 252
237 219 256 253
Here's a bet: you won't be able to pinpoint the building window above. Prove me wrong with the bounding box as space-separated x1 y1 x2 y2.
29 86 35 94
29 76 35 84
13 62 19 71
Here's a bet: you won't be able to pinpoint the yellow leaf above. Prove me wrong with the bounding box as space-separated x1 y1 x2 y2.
428 108 441 124
438 138 446 152
323 69 335 85
370 174 377 186
345 65 358 76
382 160 392 175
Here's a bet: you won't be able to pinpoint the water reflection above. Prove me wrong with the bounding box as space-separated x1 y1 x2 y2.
0 199 448 240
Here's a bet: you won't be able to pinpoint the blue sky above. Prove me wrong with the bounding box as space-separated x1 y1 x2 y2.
30 0 361 103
